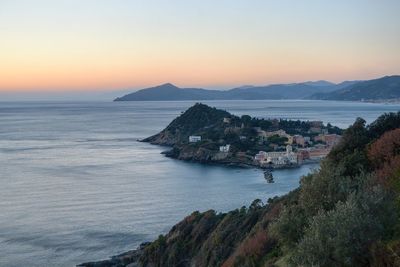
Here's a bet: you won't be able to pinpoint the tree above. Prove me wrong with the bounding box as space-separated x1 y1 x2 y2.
291 192 386 267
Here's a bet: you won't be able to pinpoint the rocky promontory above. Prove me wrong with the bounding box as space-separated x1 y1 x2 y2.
142 103 342 169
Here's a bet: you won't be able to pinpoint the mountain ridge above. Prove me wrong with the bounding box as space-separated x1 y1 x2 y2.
310 75 400 101
114 81 340 101
114 75 399 101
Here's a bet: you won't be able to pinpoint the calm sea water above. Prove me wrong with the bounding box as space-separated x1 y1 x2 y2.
1 100 399 267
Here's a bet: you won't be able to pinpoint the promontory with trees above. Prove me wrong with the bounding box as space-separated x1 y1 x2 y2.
79 110 400 267
142 103 343 169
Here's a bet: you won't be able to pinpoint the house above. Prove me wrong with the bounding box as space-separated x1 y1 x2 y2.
189 136 201 143
257 129 290 142
297 149 310 163
293 135 306 147
223 117 231 123
219 144 231 153
265 129 290 138
254 151 267 161
308 148 330 160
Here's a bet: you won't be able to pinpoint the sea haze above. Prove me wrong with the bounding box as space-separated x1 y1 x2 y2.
1 100 399 267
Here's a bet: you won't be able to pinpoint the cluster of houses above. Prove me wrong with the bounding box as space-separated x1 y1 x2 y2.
188 118 342 168
254 145 298 167
254 127 342 167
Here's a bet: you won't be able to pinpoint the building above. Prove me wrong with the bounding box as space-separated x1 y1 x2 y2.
254 145 297 166
189 136 201 143
257 129 291 142
309 148 330 160
293 135 307 147
223 117 231 123
265 129 290 138
297 149 310 163
219 144 231 153
254 151 267 161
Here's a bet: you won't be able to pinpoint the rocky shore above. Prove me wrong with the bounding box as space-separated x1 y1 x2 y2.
77 243 150 267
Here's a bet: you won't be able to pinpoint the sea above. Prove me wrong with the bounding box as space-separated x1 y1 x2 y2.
1 100 399 267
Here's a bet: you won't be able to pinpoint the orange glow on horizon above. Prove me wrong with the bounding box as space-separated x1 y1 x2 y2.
1 1 399 92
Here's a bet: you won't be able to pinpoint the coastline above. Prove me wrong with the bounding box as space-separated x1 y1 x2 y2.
77 243 150 267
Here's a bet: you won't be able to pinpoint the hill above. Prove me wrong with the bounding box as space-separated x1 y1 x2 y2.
114 81 340 101
114 83 222 101
141 103 342 167
311 75 400 101
142 103 231 145
79 110 400 267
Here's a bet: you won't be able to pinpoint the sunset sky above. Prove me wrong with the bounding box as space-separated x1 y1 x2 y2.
1 0 399 93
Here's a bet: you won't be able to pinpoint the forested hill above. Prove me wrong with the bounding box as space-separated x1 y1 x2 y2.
311 75 400 101
81 110 400 267
141 103 232 145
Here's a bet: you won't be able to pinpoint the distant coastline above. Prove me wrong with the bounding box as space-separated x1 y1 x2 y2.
114 75 400 102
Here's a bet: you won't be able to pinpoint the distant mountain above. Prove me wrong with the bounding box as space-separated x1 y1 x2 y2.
114 76 400 102
227 83 337 100
303 80 336 87
311 76 400 101
114 83 222 101
114 81 339 101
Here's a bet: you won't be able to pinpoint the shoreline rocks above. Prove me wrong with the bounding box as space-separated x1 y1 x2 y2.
77 242 151 267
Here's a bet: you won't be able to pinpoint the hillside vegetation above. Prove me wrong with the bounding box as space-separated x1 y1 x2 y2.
135 112 400 267
81 110 400 267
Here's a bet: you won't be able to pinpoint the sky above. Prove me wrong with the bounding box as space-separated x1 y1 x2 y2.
0 0 400 96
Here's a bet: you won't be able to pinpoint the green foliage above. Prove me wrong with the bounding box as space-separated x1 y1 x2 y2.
136 110 400 267
267 135 288 145
368 111 400 139
290 188 390 267
166 103 232 136
269 204 307 248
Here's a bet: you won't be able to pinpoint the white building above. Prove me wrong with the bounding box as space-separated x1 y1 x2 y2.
255 145 297 166
219 144 231 153
189 136 202 143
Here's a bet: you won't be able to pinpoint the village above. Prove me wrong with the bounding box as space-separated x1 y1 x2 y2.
187 117 342 169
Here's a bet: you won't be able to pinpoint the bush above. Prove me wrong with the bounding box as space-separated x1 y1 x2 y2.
290 186 390 267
